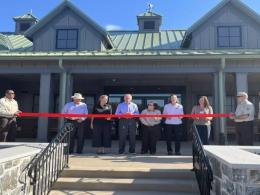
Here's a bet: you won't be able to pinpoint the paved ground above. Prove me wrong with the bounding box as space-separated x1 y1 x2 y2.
68 154 193 170
68 140 194 171
79 140 193 156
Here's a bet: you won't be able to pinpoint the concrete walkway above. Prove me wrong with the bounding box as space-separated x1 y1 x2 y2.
49 141 198 195
79 140 193 156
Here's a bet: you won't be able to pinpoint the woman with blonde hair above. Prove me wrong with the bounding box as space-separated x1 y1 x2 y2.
91 95 112 154
191 96 213 145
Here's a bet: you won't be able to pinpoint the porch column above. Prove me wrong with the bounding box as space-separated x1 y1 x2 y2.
214 58 226 144
236 73 248 93
218 58 226 145
213 72 220 144
58 71 67 129
37 73 51 142
66 73 74 102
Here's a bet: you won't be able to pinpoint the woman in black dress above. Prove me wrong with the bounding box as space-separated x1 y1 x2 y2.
90 95 112 154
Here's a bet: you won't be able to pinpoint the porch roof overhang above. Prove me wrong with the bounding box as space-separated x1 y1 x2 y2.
0 49 260 61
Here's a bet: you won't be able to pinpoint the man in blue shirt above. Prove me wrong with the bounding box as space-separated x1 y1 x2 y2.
115 94 139 154
63 93 88 154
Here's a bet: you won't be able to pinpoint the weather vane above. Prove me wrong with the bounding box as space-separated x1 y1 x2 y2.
147 3 154 13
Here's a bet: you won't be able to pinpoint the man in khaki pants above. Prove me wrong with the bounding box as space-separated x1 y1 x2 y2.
230 92 254 145
0 90 21 142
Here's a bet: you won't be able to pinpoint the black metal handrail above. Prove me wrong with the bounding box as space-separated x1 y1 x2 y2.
192 124 213 195
27 123 73 195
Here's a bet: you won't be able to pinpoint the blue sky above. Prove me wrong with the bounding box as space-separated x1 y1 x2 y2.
1 0 260 32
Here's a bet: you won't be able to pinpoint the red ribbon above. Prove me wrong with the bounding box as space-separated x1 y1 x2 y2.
18 112 231 118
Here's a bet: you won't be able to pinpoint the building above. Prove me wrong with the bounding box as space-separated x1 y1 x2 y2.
0 0 260 143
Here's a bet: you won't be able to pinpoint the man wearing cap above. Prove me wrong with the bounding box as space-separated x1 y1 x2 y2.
63 93 88 154
0 89 21 142
230 92 255 145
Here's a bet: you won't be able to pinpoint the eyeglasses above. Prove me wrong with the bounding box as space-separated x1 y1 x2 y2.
8 92 14 94
148 104 154 106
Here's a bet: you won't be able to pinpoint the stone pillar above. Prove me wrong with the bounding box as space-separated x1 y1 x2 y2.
37 73 51 142
236 72 248 93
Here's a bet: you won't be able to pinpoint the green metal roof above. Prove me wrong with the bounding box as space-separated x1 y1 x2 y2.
13 13 38 21
0 30 186 52
0 33 33 51
109 30 186 50
138 12 162 17
0 34 11 50
0 49 260 60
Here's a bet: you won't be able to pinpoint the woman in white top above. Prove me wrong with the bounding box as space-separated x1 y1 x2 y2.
163 94 184 155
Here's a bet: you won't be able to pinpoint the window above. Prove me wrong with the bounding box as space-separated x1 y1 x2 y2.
217 26 242 48
20 23 31 31
56 29 78 50
144 21 155 30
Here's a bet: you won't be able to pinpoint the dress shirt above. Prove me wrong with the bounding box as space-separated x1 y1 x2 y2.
0 97 19 118
62 102 88 121
115 102 139 115
235 100 254 122
163 103 184 125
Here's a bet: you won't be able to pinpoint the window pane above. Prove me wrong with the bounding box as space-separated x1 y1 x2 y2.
57 40 67 49
56 29 78 49
144 21 155 30
67 40 77 49
57 30 67 39
218 27 229 36
218 37 229 47
68 30 77 39
230 37 241 47
20 23 31 31
229 27 240 36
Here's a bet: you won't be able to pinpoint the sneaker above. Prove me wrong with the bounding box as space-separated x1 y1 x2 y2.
168 151 173 155
175 152 181 155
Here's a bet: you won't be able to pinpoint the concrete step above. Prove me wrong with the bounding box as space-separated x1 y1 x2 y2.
61 168 195 179
52 177 199 192
49 190 200 195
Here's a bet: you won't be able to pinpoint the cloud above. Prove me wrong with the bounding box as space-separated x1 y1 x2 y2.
105 24 122 31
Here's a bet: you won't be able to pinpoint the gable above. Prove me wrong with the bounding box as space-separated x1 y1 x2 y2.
182 0 260 49
25 0 112 50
